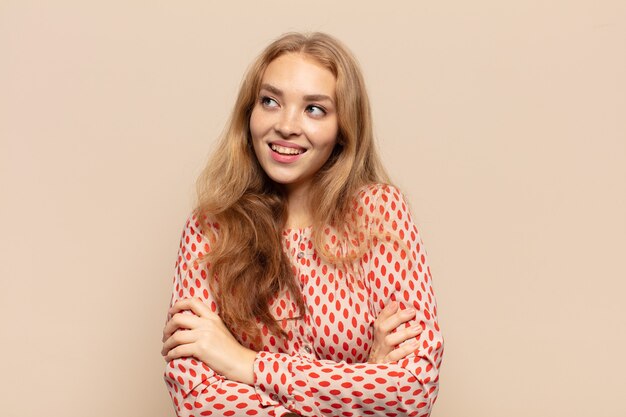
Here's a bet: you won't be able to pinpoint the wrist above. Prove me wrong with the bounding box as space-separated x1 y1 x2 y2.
227 347 256 385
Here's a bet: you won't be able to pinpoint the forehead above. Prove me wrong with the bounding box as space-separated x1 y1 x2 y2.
261 53 336 97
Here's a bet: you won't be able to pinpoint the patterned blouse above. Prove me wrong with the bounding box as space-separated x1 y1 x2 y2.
163 183 444 417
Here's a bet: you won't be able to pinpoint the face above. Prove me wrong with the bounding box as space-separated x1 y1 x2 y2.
250 53 339 195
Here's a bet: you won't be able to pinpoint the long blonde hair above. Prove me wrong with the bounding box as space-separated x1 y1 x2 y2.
195 32 389 345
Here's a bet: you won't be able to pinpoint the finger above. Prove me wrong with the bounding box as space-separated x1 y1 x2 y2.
385 339 419 362
162 313 202 342
169 297 212 318
377 301 399 322
384 323 423 347
162 329 196 356
379 307 416 334
164 343 196 362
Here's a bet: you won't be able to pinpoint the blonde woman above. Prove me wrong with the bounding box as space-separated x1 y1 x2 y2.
161 32 443 417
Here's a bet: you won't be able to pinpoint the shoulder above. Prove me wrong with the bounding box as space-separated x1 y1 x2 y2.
353 183 420 247
354 183 410 221
178 210 220 253
356 182 405 203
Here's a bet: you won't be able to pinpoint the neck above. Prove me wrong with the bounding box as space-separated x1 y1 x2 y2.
284 182 313 229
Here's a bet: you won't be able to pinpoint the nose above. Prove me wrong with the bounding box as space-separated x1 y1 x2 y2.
274 107 302 138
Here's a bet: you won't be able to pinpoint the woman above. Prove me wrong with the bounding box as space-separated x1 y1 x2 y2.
161 32 443 417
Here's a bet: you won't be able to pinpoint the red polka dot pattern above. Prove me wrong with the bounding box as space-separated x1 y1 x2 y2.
163 184 444 416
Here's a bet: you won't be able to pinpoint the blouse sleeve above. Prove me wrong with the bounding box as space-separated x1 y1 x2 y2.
250 185 444 417
163 215 295 417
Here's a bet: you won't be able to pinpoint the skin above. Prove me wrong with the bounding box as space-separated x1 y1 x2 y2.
367 301 423 363
162 298 256 384
161 52 421 386
250 52 339 229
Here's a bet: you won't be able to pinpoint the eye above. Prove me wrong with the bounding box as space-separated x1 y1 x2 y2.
306 105 326 117
260 96 279 108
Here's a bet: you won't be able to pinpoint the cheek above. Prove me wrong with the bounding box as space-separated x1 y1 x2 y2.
250 106 275 139
249 108 262 139
306 120 339 147
249 110 266 161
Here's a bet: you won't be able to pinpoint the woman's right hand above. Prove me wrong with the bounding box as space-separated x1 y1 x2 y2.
368 301 423 364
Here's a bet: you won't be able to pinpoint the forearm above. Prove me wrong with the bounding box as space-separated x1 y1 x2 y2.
226 346 256 385
252 348 442 416
164 357 295 417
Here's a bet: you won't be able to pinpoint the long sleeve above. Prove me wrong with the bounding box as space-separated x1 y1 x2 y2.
163 184 443 417
250 184 444 416
163 215 295 417
367 185 443 409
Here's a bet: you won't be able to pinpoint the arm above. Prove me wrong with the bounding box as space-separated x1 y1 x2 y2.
250 185 444 416
368 300 424 363
162 215 296 417
164 184 444 416
366 184 444 409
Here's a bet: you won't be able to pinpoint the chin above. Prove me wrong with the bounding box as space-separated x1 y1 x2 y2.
267 175 297 186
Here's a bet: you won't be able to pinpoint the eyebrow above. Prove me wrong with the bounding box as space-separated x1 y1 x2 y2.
260 83 335 104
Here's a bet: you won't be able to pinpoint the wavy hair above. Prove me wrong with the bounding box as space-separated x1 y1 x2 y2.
194 32 389 346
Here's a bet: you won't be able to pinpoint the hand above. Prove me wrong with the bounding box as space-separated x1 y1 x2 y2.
161 298 256 385
368 301 423 364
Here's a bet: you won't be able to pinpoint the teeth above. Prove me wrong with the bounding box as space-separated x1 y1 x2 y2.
270 144 304 155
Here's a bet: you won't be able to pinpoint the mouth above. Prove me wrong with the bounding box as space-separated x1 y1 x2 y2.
269 143 307 156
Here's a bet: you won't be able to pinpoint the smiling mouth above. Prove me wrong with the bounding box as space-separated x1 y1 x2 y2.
269 144 306 155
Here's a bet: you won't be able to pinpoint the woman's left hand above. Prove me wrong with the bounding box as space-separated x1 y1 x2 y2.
161 298 256 385
368 301 423 364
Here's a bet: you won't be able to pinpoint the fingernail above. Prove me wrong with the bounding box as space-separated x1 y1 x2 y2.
404 308 415 315
412 324 422 332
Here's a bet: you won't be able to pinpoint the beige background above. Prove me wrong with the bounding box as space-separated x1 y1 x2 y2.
1 1 625 416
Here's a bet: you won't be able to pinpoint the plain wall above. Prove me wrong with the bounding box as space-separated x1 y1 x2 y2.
1 1 625 416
